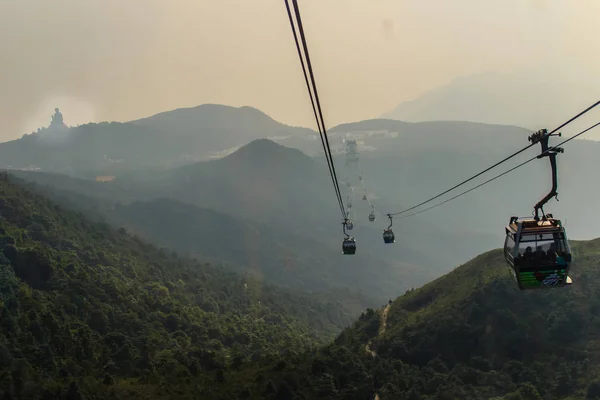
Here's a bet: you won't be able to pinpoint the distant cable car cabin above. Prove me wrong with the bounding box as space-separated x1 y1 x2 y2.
383 214 395 244
383 229 395 244
363 194 368 201
368 211 376 222
503 129 572 290
346 220 354 230
342 237 356 255
342 219 356 255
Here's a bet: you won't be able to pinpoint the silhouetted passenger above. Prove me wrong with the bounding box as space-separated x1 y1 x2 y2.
547 243 558 262
523 246 534 261
534 246 546 260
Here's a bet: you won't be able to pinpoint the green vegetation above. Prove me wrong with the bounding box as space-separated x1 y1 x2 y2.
2 169 600 399
201 240 600 400
0 174 351 399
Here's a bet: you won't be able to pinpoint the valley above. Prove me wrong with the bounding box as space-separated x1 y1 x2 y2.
1 103 598 400
3 2 599 398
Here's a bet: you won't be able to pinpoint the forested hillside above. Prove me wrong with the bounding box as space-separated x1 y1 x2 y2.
3 170 600 399
205 238 600 400
0 174 352 399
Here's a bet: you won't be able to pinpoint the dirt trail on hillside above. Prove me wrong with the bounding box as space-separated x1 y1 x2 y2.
365 304 391 400
365 303 390 358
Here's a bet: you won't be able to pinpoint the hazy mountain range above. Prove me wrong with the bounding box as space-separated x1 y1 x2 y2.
5 100 600 281
2 94 600 398
0 104 316 175
381 71 600 131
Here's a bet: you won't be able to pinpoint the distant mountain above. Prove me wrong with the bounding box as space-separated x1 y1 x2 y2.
328 118 600 254
212 237 600 399
11 167 436 311
5 138 338 231
8 137 450 269
131 104 315 153
12 113 600 275
381 71 600 130
0 104 316 175
159 138 335 229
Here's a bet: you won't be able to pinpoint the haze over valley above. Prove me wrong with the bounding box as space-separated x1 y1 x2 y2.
1 1 599 399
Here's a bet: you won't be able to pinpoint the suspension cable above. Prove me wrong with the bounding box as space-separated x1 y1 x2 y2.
284 0 346 219
388 100 600 216
397 121 600 220
291 0 346 217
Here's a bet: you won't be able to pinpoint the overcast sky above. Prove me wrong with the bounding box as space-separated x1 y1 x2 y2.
1 0 599 141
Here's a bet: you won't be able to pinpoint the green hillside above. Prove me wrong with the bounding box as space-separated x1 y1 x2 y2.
209 238 600 400
3 167 600 399
0 173 351 399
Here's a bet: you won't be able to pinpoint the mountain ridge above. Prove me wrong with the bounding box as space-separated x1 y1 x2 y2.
131 103 311 132
0 104 318 175
381 71 600 134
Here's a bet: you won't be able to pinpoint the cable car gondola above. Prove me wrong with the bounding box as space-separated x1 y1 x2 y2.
342 219 356 255
383 214 395 244
363 194 368 201
383 229 395 244
504 216 572 289
346 220 354 230
342 237 356 254
503 129 573 290
368 211 376 222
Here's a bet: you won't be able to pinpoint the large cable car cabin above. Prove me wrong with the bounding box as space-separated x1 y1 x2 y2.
503 128 573 290
504 216 572 290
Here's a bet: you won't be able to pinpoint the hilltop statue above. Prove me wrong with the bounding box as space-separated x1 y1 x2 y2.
50 108 66 128
34 107 70 143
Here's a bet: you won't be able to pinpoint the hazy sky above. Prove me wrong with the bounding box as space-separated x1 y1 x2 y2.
1 0 599 141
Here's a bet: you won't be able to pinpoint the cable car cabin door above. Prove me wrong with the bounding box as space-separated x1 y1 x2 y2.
503 231 518 283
